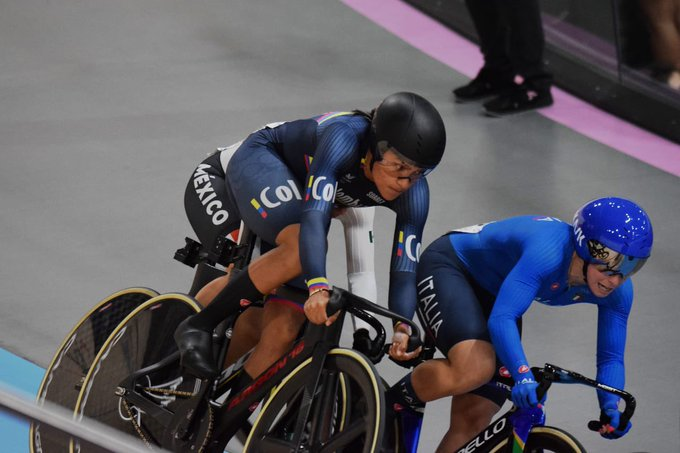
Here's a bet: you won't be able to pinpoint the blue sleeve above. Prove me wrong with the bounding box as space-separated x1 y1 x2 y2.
595 284 632 409
299 123 357 289
487 242 561 383
487 261 541 382
386 180 429 318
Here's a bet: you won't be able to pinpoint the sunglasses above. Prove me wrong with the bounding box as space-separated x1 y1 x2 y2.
374 141 433 182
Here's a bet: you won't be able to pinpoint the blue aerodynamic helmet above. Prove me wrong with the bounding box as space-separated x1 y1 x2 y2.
572 197 653 278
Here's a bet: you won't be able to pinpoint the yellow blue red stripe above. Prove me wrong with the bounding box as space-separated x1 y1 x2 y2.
397 231 405 257
307 277 330 291
250 199 267 218
305 176 314 201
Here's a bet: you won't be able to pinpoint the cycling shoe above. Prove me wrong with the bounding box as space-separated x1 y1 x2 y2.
174 317 218 378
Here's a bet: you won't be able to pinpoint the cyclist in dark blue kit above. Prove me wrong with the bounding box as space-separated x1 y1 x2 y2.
174 92 446 384
388 197 653 452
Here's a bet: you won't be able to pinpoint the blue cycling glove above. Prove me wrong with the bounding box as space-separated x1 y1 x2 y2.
599 404 632 439
510 372 546 409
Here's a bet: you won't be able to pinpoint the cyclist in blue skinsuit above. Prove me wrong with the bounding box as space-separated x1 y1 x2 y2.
175 92 446 383
388 197 653 452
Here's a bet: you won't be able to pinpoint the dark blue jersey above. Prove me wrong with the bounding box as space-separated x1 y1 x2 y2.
449 216 632 408
259 112 429 317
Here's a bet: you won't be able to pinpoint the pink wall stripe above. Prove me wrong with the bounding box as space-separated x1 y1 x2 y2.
341 0 680 178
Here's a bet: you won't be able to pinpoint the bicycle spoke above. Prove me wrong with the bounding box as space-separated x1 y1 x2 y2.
245 352 383 453
264 389 304 435
253 436 297 453
319 416 368 452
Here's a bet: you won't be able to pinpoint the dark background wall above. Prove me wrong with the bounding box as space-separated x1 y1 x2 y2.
406 0 680 145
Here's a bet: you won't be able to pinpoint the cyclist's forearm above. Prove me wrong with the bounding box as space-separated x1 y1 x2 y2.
300 209 331 290
595 306 628 408
488 314 532 382
388 271 417 319
596 359 625 408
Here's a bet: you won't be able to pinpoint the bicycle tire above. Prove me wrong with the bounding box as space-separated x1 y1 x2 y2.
490 425 586 453
243 349 385 453
30 287 158 453
523 426 587 453
71 293 201 453
237 366 350 452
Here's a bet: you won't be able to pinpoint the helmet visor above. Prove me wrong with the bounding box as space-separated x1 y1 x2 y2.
588 240 648 278
376 140 435 176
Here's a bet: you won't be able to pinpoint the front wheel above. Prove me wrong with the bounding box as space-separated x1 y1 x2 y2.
523 426 586 453
243 349 385 453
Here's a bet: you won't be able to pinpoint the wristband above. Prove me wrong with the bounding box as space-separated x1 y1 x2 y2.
308 287 331 298
307 277 330 292
394 321 412 334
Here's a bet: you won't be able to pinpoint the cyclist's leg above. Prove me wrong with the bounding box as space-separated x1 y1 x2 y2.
196 240 304 370
193 141 305 310
436 393 500 453
193 263 233 307
235 236 308 376
413 236 496 393
177 141 306 377
243 298 306 378
390 235 496 408
201 145 307 325
223 306 263 366
411 340 496 400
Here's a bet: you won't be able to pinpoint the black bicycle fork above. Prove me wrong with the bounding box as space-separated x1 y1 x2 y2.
206 312 348 452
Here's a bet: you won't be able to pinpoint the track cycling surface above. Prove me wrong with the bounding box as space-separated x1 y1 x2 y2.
1 0 678 452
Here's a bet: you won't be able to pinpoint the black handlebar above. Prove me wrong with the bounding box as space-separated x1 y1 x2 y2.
325 287 345 317
537 364 636 432
326 287 422 360
586 387 636 433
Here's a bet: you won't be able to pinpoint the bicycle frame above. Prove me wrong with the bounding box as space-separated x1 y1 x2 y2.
116 287 422 452
116 312 341 451
393 363 636 453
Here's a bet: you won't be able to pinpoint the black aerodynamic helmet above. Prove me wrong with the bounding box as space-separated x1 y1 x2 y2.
370 92 447 170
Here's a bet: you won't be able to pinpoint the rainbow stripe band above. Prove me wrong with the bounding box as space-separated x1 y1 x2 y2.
307 277 330 292
316 111 352 124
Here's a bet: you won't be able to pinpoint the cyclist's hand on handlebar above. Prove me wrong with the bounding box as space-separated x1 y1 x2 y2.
597 404 632 439
304 289 339 326
389 324 422 361
511 375 546 409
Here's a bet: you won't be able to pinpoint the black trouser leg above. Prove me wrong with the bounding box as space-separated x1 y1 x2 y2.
465 0 513 77
498 0 552 91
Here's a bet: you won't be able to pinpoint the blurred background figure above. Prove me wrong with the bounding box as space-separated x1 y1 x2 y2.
639 0 680 89
453 0 553 116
